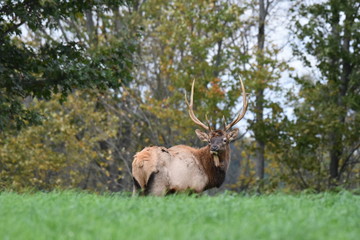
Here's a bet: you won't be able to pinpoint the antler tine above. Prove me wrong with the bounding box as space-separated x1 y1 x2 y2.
224 77 248 131
222 115 227 130
185 79 209 131
205 114 213 131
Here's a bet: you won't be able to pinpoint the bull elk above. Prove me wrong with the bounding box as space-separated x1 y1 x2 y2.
132 79 248 196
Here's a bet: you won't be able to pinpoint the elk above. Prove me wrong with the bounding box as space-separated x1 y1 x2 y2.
132 79 248 196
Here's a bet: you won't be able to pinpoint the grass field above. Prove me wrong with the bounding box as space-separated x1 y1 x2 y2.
0 191 359 240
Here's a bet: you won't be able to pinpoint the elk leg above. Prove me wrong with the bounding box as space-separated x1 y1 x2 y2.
132 177 142 196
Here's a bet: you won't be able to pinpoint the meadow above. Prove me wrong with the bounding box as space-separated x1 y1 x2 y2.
0 191 359 240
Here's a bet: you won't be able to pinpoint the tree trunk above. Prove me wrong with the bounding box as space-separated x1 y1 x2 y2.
112 7 122 37
85 10 96 46
255 0 266 180
329 4 352 185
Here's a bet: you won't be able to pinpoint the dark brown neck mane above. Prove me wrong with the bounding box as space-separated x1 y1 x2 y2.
195 145 231 189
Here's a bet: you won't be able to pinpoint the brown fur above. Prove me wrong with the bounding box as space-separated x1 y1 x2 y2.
193 145 229 190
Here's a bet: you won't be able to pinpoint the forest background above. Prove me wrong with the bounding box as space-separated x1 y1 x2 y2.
0 0 359 193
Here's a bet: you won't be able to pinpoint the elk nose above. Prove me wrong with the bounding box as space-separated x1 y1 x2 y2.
211 146 219 152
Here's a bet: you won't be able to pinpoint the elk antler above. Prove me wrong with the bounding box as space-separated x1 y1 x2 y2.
185 80 210 131
224 77 248 131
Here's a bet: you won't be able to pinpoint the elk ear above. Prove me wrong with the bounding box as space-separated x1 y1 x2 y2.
227 128 239 142
195 129 209 142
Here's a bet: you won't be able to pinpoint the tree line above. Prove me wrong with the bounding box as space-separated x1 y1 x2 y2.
0 0 359 193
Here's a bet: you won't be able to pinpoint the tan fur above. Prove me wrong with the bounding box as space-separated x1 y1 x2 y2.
132 147 157 188
213 155 220 167
132 143 231 196
132 146 170 189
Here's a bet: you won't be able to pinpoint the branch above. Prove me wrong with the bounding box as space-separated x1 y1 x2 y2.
265 0 272 16
339 142 360 177
57 20 69 43
1 20 25 38
63 18 85 44
93 126 132 176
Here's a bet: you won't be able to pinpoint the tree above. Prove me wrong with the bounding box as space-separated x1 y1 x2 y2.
0 0 139 191
0 0 135 131
254 0 268 181
0 91 123 192
288 0 360 188
130 0 248 147
227 0 291 191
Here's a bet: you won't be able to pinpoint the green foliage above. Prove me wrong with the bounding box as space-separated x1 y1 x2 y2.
0 0 135 131
272 77 360 190
281 0 360 189
0 191 359 240
0 91 122 191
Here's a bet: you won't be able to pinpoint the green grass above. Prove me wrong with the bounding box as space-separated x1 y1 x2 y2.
0 191 359 240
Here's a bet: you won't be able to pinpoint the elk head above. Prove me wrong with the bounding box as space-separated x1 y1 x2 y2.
185 78 248 167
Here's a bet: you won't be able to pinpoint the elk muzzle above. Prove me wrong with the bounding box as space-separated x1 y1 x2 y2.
210 145 219 152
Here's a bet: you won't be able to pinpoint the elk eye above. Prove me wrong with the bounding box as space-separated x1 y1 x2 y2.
223 138 227 143
208 140 211 144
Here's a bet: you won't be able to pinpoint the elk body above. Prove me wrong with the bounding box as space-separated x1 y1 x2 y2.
132 79 248 196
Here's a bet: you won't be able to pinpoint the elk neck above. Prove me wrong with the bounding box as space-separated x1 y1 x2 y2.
194 145 231 189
